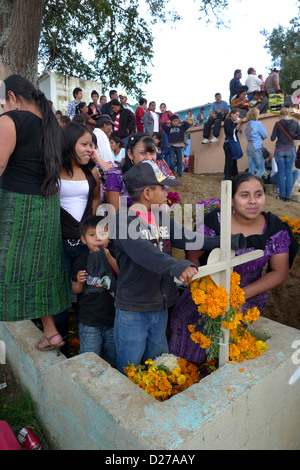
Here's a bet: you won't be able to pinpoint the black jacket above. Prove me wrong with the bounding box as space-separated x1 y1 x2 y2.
271 119 300 151
205 208 298 268
112 108 136 138
111 208 245 312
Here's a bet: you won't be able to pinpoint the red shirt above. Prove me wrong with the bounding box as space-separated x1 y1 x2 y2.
135 106 145 132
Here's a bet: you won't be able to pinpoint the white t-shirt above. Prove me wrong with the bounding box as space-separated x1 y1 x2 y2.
93 128 113 162
59 179 89 221
245 75 262 93
111 147 125 164
150 111 159 132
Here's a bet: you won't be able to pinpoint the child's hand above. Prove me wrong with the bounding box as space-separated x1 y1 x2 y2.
77 270 88 284
179 266 198 284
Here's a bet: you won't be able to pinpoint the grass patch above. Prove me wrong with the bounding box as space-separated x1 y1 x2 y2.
0 366 52 449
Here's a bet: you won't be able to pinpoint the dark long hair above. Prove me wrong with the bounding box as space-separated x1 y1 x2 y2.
122 133 157 173
232 172 265 198
4 74 63 197
62 122 94 177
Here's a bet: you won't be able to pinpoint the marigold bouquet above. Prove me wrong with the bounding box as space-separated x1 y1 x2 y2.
124 354 202 401
188 272 268 362
280 216 300 244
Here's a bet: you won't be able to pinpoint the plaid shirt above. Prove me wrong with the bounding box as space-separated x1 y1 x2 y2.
66 99 79 119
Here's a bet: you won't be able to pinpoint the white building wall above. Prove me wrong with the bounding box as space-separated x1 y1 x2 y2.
38 71 103 115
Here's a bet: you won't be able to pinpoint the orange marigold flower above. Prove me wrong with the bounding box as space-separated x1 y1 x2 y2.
190 332 211 349
244 306 260 323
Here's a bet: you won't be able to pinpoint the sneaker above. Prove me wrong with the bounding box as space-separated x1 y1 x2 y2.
202 138 209 144
210 136 219 143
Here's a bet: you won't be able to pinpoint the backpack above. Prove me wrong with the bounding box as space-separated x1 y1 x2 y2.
267 94 284 115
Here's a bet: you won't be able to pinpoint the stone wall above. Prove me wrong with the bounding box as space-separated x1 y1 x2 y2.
189 111 300 174
1 317 300 450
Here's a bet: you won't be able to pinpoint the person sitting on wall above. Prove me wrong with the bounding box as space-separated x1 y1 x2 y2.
250 90 269 114
229 69 243 102
245 67 262 101
230 86 251 118
202 93 229 144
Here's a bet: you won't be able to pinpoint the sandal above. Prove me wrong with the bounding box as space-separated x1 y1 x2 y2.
35 334 65 354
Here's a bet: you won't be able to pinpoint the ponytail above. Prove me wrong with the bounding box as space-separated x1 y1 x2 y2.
4 74 63 197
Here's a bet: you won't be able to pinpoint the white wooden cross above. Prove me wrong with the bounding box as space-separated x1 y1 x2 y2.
191 180 264 367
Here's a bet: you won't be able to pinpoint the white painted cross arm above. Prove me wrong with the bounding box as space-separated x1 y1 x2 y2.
191 248 264 283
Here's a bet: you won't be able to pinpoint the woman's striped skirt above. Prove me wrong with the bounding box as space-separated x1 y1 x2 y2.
0 188 71 321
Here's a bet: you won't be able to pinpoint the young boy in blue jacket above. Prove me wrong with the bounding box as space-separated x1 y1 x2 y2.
111 160 245 373
161 114 191 177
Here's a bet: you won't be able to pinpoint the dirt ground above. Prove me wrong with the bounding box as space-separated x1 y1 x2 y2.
174 171 300 331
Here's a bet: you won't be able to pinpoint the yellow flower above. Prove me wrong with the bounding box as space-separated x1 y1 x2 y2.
177 374 186 386
222 312 243 330
172 367 182 378
190 331 211 349
256 340 268 353
244 307 260 323
145 359 155 366
229 343 241 362
189 273 269 364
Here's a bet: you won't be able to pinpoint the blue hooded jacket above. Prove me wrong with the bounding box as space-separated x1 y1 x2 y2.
244 120 268 151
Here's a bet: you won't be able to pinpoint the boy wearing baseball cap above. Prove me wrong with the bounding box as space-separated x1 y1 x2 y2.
111 160 245 373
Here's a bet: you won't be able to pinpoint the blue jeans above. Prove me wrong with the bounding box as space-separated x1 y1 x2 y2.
247 149 265 177
270 168 300 189
79 323 117 368
114 308 169 374
169 146 183 176
275 150 296 199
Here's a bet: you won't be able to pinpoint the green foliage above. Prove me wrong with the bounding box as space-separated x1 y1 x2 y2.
39 0 175 97
262 15 300 95
39 0 230 97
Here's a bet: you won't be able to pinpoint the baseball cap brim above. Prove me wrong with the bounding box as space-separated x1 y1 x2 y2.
123 160 181 191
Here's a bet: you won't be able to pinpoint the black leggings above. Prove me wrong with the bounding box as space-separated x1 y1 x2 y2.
223 142 238 180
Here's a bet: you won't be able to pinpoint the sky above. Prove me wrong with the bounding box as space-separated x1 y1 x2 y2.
133 0 299 113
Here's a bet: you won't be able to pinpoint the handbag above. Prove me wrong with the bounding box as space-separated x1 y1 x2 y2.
229 138 243 159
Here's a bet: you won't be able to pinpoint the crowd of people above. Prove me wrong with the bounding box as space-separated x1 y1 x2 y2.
200 67 300 201
0 73 299 376
59 89 195 176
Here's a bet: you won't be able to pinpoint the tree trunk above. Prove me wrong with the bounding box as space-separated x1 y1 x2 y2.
0 0 44 83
